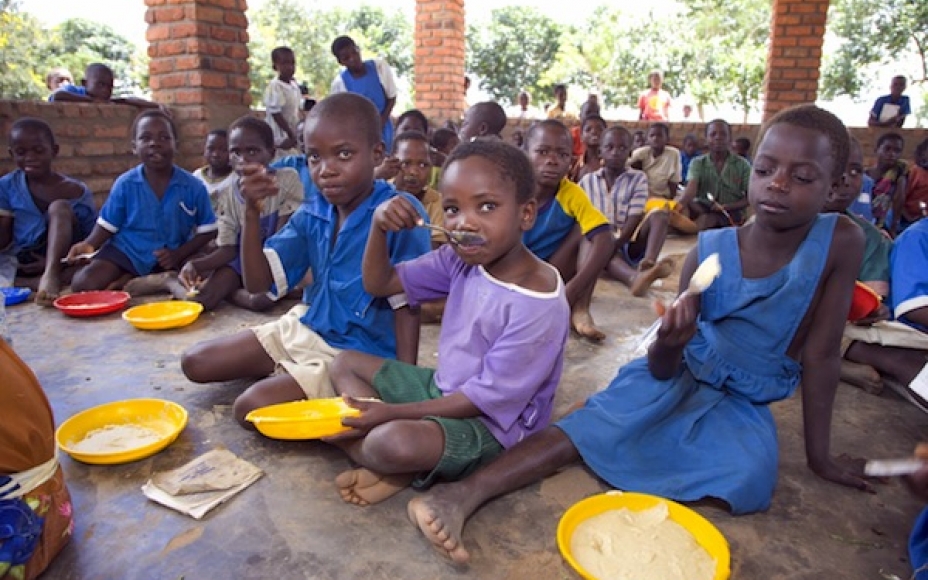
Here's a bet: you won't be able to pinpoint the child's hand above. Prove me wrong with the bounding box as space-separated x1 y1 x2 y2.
373 196 422 233
65 242 95 264
851 302 890 326
178 262 202 290
341 396 395 433
153 247 182 271
239 163 278 212
905 443 928 501
654 293 698 349
374 156 402 181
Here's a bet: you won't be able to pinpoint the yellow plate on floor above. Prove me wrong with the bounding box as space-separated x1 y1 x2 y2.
56 399 188 465
245 398 362 440
557 491 730 580
122 300 204 330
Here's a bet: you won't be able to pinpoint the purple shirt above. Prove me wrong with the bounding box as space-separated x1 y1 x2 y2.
396 245 570 447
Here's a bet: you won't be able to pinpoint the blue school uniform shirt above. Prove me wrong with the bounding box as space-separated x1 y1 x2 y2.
270 155 314 202
870 94 911 120
0 170 96 252
263 180 431 358
97 165 217 275
339 61 394 147
848 174 875 223
523 178 610 260
890 217 928 332
49 85 88 101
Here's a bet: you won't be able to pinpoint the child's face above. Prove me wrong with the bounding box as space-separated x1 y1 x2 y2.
204 134 230 172
394 139 431 196
229 127 273 175
649 74 662 90
600 130 630 172
441 134 460 155
554 87 567 105
440 156 534 268
749 123 835 230
632 132 646 149
304 117 383 212
9 128 57 178
84 70 114 101
132 116 176 171
274 52 296 82
647 127 667 151
706 123 731 154
875 138 903 168
825 143 864 213
526 126 572 191
890 76 906 97
581 119 605 149
918 148 928 170
682 138 699 157
335 45 364 73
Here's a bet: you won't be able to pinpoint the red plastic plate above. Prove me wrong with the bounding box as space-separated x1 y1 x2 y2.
53 291 131 318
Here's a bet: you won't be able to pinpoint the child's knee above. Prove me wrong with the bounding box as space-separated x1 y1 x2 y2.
180 345 209 382
46 199 74 219
232 394 258 428
362 422 420 468
329 351 359 386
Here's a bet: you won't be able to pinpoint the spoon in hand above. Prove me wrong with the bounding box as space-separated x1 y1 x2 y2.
706 193 736 226
61 249 100 263
416 220 485 246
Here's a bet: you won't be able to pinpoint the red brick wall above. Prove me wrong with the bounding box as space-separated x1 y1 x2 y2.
415 0 466 122
763 0 830 120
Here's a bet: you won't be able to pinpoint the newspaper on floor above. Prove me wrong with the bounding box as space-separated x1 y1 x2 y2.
142 449 263 519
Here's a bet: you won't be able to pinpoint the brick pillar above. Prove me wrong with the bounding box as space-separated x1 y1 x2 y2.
145 0 252 169
762 0 829 121
414 0 466 123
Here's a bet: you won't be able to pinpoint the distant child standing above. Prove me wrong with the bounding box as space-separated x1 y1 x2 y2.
392 131 444 248
65 111 217 291
866 132 907 235
545 84 575 121
580 126 672 296
191 129 236 211
638 70 672 121
264 47 302 158
0 118 97 304
327 139 569 506
180 94 430 425
125 117 304 311
523 120 614 341
330 36 399 148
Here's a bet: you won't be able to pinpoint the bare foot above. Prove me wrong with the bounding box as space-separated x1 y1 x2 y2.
335 468 412 506
571 309 606 342
407 495 471 564
629 259 673 297
637 258 656 272
123 272 177 297
35 271 61 306
840 359 883 395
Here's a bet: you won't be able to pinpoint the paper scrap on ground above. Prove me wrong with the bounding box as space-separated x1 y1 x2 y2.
142 449 263 519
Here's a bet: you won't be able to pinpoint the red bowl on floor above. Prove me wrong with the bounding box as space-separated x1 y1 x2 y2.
53 291 131 318
848 281 881 321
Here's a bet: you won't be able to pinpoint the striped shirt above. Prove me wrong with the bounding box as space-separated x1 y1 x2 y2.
579 167 649 234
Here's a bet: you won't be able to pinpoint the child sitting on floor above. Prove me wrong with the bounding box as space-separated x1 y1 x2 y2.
579 126 672 296
0 118 97 304
393 131 444 248
522 120 614 341
458 102 507 142
326 139 569 507
867 132 907 235
65 110 217 291
407 104 874 565
569 114 606 183
191 129 236 211
903 138 928 228
180 93 431 424
125 116 304 311
375 110 431 181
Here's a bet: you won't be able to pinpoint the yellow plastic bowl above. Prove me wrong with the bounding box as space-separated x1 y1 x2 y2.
56 399 188 465
557 491 731 580
245 398 362 440
122 300 204 330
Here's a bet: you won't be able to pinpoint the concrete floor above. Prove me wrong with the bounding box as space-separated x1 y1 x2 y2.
8 237 928 580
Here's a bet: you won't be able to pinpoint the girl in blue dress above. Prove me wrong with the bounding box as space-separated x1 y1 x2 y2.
406 104 874 565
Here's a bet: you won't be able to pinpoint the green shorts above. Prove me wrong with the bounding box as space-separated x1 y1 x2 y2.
373 359 504 488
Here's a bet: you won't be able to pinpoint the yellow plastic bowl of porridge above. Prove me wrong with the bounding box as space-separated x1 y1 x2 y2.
245 398 363 440
122 300 204 330
56 399 188 464
557 491 730 580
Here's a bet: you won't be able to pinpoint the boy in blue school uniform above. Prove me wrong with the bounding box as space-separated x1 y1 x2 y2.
181 93 431 425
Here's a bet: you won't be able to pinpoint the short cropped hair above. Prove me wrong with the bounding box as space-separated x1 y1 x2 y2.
230 115 275 151
525 119 571 146
915 138 928 160
10 117 56 146
759 104 849 181
444 140 536 204
130 109 177 141
602 125 631 145
469 101 507 135
875 131 904 150
430 128 457 151
271 46 294 64
84 62 113 79
331 36 356 57
306 93 381 147
396 109 429 134
682 133 699 144
581 115 606 130
648 122 670 137
207 128 228 140
392 130 429 153
705 119 731 134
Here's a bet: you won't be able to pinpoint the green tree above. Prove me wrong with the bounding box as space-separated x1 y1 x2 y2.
0 0 46 99
42 18 142 95
822 0 928 99
466 7 563 105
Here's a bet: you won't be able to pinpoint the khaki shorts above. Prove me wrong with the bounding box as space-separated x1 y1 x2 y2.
842 320 928 356
252 304 339 398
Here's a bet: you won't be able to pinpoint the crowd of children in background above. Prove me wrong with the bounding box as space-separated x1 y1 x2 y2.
5 43 928 579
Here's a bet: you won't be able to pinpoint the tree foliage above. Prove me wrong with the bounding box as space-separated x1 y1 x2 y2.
0 0 46 99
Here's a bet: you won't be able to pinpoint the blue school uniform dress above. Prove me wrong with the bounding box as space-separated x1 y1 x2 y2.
557 214 838 515
263 180 430 358
523 179 610 260
890 217 928 332
97 165 217 276
339 61 394 148
0 170 97 258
